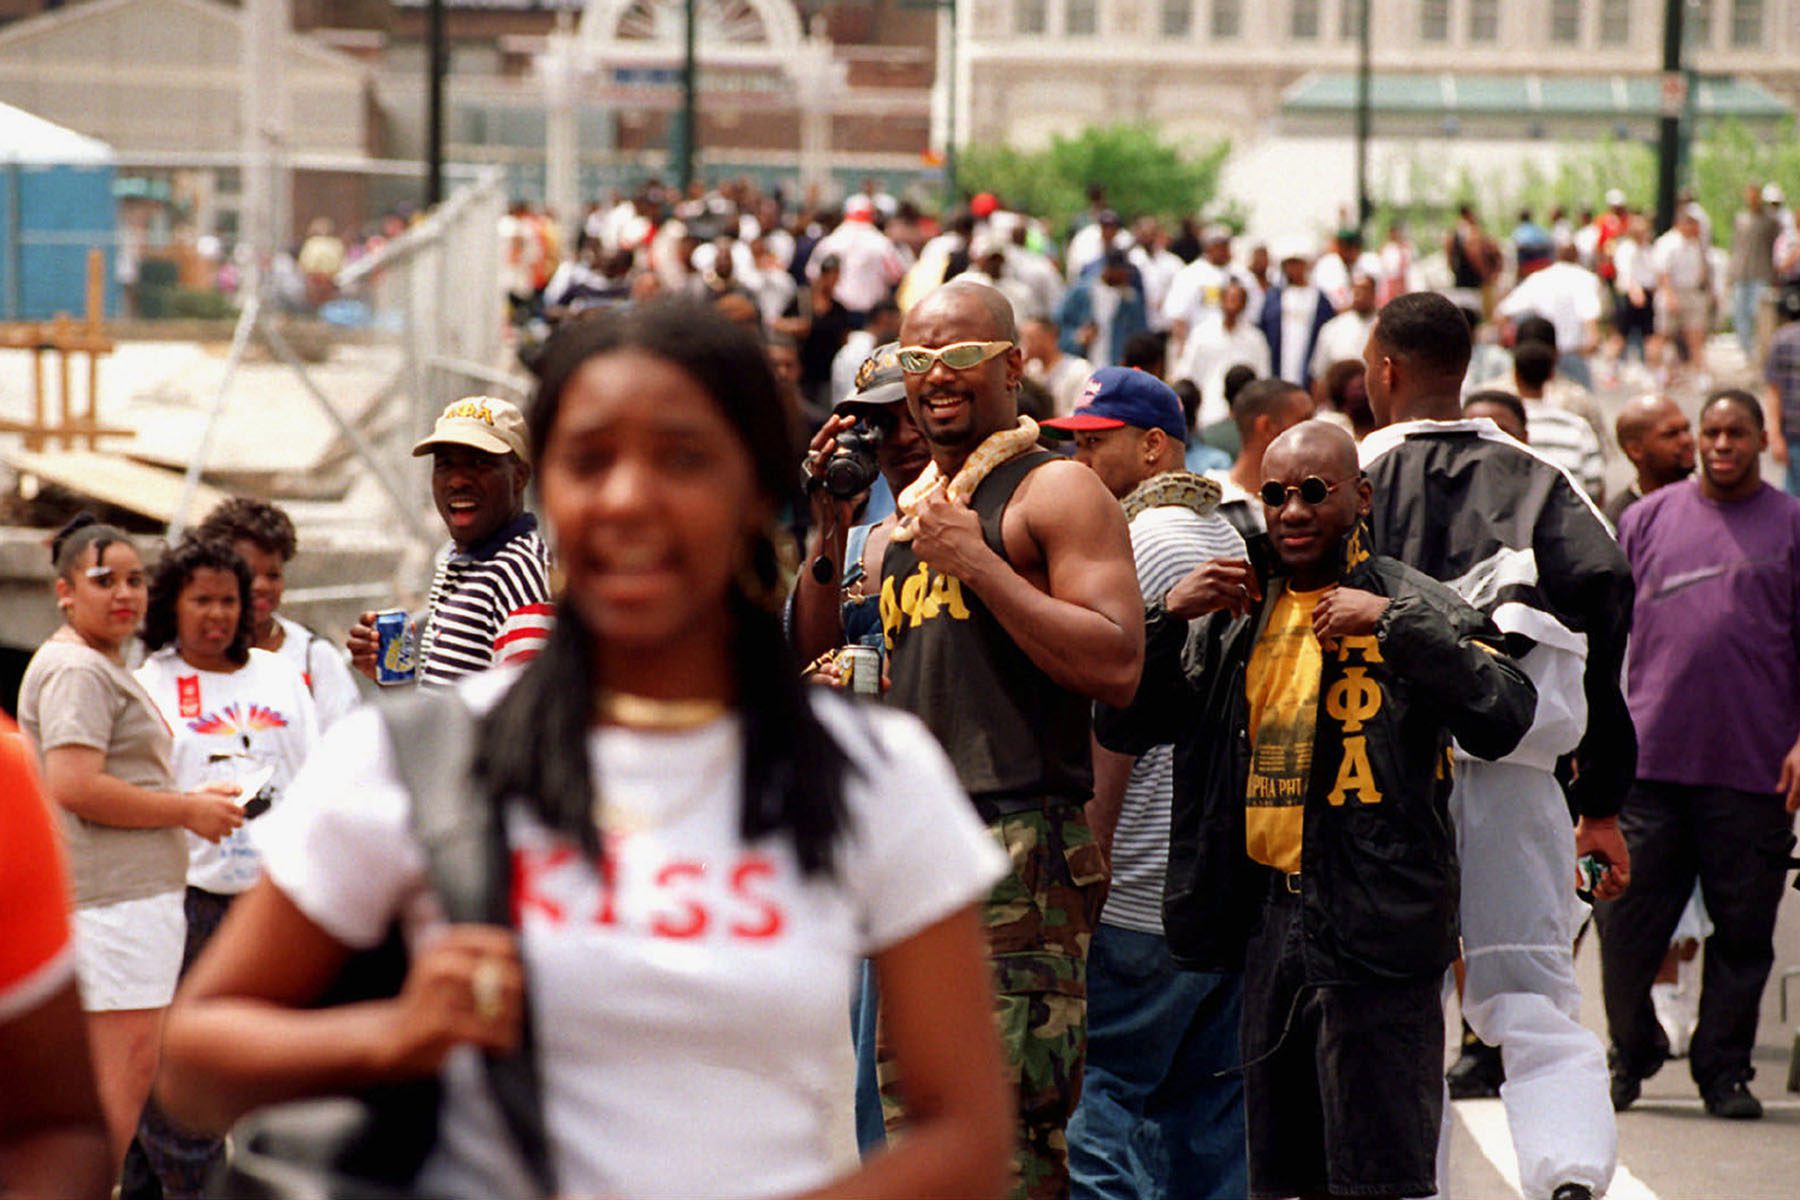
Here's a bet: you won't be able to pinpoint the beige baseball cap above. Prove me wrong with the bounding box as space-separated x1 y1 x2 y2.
412 395 531 463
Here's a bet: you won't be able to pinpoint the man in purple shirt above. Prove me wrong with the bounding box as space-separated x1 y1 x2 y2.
1596 389 1800 1121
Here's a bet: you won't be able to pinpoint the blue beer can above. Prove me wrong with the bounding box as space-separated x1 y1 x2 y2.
374 608 417 686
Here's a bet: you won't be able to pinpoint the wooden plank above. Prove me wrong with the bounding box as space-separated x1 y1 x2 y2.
2 448 229 526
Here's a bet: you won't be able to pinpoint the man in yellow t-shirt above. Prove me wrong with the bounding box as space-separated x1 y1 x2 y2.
1101 420 1536 1200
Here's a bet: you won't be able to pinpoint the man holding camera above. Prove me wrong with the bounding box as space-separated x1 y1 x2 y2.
792 342 931 674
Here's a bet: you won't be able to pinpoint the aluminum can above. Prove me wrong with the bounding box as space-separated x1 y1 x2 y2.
840 644 881 696
1575 853 1607 899
374 608 418 686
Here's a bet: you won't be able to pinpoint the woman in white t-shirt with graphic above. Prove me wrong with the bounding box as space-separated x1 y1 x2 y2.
133 535 320 1198
196 497 362 730
160 301 1015 1200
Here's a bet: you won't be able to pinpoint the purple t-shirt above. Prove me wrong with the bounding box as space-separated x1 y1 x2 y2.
1620 479 1800 793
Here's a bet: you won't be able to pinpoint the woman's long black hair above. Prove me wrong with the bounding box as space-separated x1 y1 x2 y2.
473 301 853 875
142 535 256 666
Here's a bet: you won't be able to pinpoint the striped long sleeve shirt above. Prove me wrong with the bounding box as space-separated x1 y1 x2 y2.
418 514 555 689
1104 501 1246 935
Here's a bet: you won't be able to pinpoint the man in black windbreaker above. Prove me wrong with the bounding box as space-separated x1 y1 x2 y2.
1097 420 1536 1200
1359 292 1635 1200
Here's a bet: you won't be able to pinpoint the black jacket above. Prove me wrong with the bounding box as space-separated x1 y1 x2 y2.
1360 420 1636 820
1096 545 1537 984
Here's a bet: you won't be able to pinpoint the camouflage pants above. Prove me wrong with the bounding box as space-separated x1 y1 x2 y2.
880 804 1107 1200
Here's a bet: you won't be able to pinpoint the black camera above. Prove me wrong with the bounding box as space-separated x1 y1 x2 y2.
821 419 886 499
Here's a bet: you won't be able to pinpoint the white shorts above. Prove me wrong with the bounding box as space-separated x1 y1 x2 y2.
73 891 185 1012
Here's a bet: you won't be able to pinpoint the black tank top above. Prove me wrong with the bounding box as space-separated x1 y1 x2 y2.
880 450 1094 802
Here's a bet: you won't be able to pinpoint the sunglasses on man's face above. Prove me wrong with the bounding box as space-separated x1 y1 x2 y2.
84 566 146 590
1259 476 1347 508
895 340 1014 375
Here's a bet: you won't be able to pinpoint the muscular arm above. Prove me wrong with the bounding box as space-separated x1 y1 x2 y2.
0 981 111 1200
914 461 1143 707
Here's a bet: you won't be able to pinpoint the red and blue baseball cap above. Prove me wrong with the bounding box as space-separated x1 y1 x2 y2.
1041 367 1188 443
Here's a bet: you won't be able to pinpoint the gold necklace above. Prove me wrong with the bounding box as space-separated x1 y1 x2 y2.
597 691 728 731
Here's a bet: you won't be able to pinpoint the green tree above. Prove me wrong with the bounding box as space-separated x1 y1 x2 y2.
959 124 1232 239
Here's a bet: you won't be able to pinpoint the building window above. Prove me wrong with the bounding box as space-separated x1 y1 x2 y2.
1420 0 1449 41
1340 0 1364 40
1161 0 1192 37
1211 0 1240 38
1730 0 1762 46
1551 0 1582 43
1600 0 1630 43
1469 0 1499 41
1291 0 1320 39
1016 0 1048 34
1688 0 1713 47
1066 0 1097 36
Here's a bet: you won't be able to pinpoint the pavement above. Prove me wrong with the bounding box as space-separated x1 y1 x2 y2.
1442 336 1799 1200
1443 883 1800 1200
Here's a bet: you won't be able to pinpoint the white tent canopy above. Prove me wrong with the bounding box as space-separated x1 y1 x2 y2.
0 98 115 166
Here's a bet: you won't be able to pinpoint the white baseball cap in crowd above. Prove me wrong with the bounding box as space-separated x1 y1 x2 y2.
1764 183 1786 206
412 396 532 464
1272 235 1316 265
1605 188 1628 208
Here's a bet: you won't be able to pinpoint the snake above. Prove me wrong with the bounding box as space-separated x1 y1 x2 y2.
891 416 1041 543
1118 469 1223 523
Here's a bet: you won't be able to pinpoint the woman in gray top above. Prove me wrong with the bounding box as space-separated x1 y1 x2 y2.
16 515 243 1174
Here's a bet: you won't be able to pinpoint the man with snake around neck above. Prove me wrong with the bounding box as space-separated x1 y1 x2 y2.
876 280 1144 1200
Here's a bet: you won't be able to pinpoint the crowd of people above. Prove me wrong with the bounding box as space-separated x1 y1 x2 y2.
3 176 1799 1200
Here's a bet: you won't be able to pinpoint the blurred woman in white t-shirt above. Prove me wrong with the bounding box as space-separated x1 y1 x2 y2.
133 535 319 1198
159 301 1014 1199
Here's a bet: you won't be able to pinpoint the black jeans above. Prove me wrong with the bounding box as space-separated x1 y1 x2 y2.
1594 781 1793 1090
1241 886 1442 1199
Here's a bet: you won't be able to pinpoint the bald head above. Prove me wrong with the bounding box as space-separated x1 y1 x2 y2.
1615 394 1695 490
1614 394 1682 448
904 279 1019 344
1264 419 1360 482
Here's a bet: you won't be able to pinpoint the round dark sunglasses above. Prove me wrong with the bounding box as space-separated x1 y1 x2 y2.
1259 476 1346 507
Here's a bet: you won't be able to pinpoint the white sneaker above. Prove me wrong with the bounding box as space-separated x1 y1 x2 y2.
1653 954 1703 1057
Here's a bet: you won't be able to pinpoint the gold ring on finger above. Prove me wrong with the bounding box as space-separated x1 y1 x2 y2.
471 958 505 1023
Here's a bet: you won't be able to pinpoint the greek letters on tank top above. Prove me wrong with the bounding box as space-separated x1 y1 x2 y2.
880 450 1093 803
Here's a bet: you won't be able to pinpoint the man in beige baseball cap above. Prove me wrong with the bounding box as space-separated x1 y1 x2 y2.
347 394 554 685
411 394 532 464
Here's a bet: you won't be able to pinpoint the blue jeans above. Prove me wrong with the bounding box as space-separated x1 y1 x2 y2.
852 959 886 1155
1733 281 1766 362
1068 924 1247 1200
1558 351 1593 390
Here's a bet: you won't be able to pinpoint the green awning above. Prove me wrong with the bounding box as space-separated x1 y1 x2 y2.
1284 72 1791 120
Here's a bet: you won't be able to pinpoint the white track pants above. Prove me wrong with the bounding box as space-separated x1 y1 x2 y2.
1436 759 1617 1200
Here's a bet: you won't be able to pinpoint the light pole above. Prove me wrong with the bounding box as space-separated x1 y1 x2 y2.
1655 0 1687 233
427 0 446 207
674 0 698 192
1354 0 1371 233
943 0 958 212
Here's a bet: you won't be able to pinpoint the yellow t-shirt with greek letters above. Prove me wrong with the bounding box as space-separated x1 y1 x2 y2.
1244 587 1327 874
